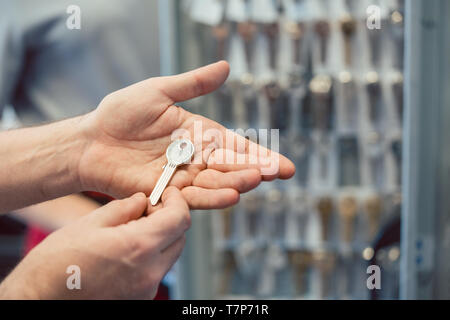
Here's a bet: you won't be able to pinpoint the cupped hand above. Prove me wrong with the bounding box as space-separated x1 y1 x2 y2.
0 188 189 299
78 61 295 209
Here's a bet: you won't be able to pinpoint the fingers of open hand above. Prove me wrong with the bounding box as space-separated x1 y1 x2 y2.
146 169 257 210
240 137 296 180
192 169 261 193
206 148 281 181
205 129 296 180
182 186 240 210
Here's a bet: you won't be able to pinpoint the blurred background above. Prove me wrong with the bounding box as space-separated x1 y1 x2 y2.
1 0 450 300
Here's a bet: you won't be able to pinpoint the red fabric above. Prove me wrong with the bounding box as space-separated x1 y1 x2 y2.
23 225 49 256
154 284 169 300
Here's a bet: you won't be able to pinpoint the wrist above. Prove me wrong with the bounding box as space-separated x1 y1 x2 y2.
41 115 91 197
0 115 93 211
69 113 94 193
73 111 102 193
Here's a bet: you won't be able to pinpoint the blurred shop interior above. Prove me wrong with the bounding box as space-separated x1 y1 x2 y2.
1 0 450 300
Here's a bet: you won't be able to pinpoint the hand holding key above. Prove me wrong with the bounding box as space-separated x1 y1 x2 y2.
78 61 296 209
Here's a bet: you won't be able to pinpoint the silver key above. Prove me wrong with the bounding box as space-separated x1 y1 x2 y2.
149 139 195 206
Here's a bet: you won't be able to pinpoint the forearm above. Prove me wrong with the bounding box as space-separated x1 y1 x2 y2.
0 116 88 213
0 268 40 299
13 194 100 231
0 240 66 299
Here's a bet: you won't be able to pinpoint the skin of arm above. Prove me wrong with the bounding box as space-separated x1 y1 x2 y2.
0 116 88 212
0 61 296 213
12 194 101 231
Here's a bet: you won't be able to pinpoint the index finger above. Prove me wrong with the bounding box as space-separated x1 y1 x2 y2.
130 187 191 250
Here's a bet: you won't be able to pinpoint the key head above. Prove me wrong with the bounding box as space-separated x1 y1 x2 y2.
237 21 257 42
212 23 230 41
340 14 357 38
264 81 282 100
316 196 334 241
365 194 383 240
339 70 353 85
309 74 332 95
391 71 404 96
365 71 381 94
314 20 330 39
285 21 306 40
288 250 312 268
313 250 336 274
391 10 403 28
365 194 382 217
338 195 358 220
263 22 280 40
166 139 195 166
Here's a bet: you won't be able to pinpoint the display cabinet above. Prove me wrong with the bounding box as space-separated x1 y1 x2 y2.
157 0 450 300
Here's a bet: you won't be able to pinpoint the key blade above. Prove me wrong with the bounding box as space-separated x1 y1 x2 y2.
149 163 177 206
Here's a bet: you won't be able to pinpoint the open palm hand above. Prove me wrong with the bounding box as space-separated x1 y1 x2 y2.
78 61 295 209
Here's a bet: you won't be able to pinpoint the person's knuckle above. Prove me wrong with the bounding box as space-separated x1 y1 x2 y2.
155 209 191 235
191 72 205 97
122 229 147 255
171 210 191 232
144 239 159 254
100 91 119 107
147 79 168 100
125 234 141 252
158 217 176 234
181 209 191 230
236 174 247 190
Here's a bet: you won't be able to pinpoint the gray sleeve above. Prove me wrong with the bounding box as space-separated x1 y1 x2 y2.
0 6 24 120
